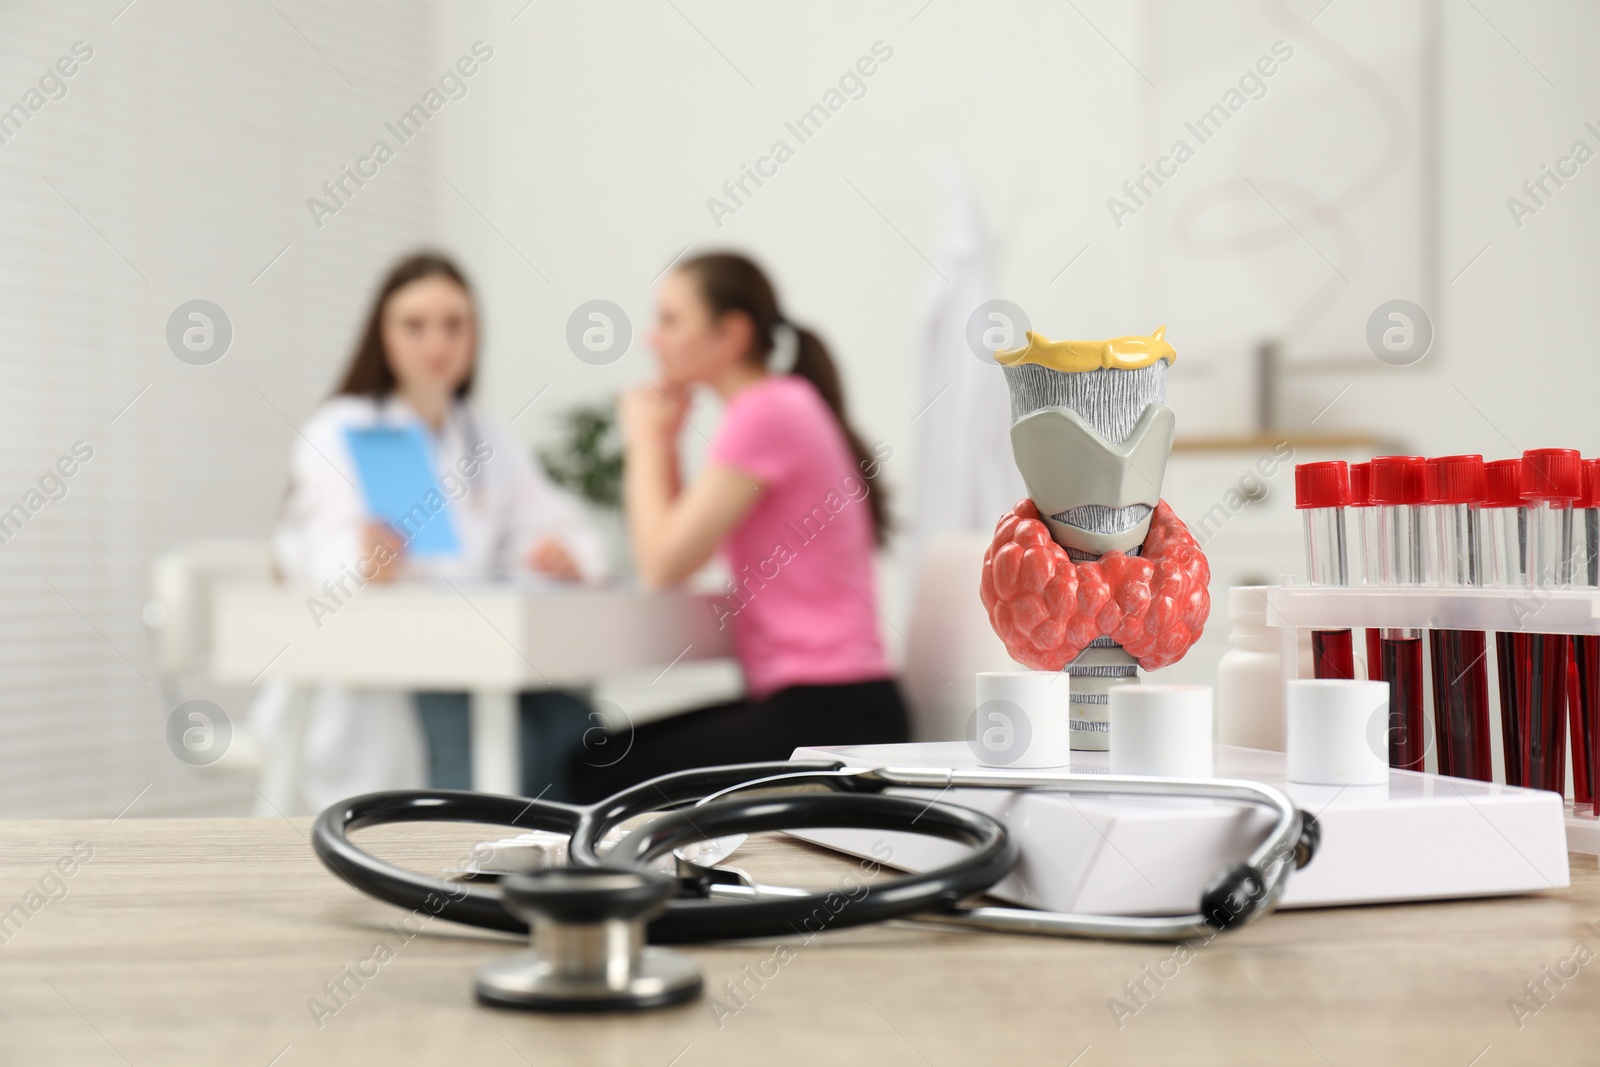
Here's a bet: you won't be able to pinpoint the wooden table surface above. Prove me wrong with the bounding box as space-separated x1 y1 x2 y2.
3 816 1598 1066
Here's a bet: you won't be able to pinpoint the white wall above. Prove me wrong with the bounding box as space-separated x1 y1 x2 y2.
1254 0 1600 459
0 0 441 815
5 0 1599 814
428 0 1157 642
432 0 1600 656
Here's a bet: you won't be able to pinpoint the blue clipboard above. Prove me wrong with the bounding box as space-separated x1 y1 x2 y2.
343 425 461 556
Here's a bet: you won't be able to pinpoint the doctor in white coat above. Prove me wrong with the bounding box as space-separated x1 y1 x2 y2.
253 252 604 813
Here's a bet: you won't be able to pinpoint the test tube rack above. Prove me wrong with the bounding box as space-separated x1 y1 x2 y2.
1266 582 1600 854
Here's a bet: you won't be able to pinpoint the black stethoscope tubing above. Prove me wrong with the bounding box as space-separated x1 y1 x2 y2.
311 761 1020 944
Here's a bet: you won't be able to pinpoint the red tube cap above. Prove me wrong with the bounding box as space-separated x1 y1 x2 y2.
1579 459 1600 510
1484 459 1523 508
1369 456 1427 506
1521 448 1582 501
1425 455 1486 505
1349 461 1371 507
1295 461 1350 509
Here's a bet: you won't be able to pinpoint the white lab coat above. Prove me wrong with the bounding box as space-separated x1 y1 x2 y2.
250 393 604 813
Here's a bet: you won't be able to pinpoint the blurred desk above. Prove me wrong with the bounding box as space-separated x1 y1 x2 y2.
210 583 734 794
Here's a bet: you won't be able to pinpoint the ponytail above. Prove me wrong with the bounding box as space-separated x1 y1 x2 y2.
679 252 891 546
787 324 891 545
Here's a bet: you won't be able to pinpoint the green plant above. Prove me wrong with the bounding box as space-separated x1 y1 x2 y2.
539 401 623 510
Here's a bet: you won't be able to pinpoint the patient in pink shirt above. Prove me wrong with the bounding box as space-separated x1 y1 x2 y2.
568 253 908 800
712 374 892 699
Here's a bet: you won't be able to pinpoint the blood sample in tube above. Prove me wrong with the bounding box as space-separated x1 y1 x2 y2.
1429 629 1492 780
1295 461 1354 680
1382 634 1427 770
1484 458 1525 786
1568 459 1600 808
1570 643 1595 808
1349 462 1384 682
1370 456 1428 771
1424 455 1492 781
1519 448 1581 794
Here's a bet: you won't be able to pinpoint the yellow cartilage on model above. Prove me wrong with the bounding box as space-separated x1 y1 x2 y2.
994 326 1177 372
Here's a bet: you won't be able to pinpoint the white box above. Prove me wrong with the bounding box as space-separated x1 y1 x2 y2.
789 742 1571 915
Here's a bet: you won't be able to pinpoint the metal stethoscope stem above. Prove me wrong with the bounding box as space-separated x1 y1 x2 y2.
694 766 1311 943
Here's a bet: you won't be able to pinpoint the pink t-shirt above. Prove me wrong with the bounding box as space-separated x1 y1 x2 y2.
710 376 889 700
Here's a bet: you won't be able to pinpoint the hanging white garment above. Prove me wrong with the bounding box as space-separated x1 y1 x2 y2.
908 162 1027 571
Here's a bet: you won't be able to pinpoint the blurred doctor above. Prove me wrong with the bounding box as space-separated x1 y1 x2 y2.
252 252 603 813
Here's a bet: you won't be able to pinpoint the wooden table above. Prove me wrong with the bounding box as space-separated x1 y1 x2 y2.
210 583 734 796
4 818 1599 1065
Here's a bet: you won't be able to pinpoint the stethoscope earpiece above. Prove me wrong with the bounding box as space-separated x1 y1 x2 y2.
1294 810 1321 869
1199 810 1319 933
474 867 703 1012
1199 862 1268 932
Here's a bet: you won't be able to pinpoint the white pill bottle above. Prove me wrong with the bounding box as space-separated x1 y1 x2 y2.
1215 585 1287 751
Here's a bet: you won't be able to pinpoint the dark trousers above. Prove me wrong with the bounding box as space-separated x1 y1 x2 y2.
565 678 910 804
415 690 593 801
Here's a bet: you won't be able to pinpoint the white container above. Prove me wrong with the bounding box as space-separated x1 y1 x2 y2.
970 671 1072 768
1108 684 1214 778
793 740 1572 911
1286 678 1390 786
1215 585 1285 751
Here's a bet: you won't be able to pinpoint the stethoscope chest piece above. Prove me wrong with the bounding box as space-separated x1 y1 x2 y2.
474 867 702 1012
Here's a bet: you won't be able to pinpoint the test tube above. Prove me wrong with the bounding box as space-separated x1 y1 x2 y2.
1424 455 1492 781
1349 461 1383 680
1295 461 1355 679
1484 458 1527 785
1369 455 1428 771
1519 448 1580 795
1568 459 1599 810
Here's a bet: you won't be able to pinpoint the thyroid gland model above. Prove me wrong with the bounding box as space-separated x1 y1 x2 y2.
978 327 1211 750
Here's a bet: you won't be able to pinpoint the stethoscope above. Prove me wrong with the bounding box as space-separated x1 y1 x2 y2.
312 760 1319 1012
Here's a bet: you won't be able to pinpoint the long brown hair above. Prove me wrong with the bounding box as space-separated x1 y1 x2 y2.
334 252 476 398
679 252 890 544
